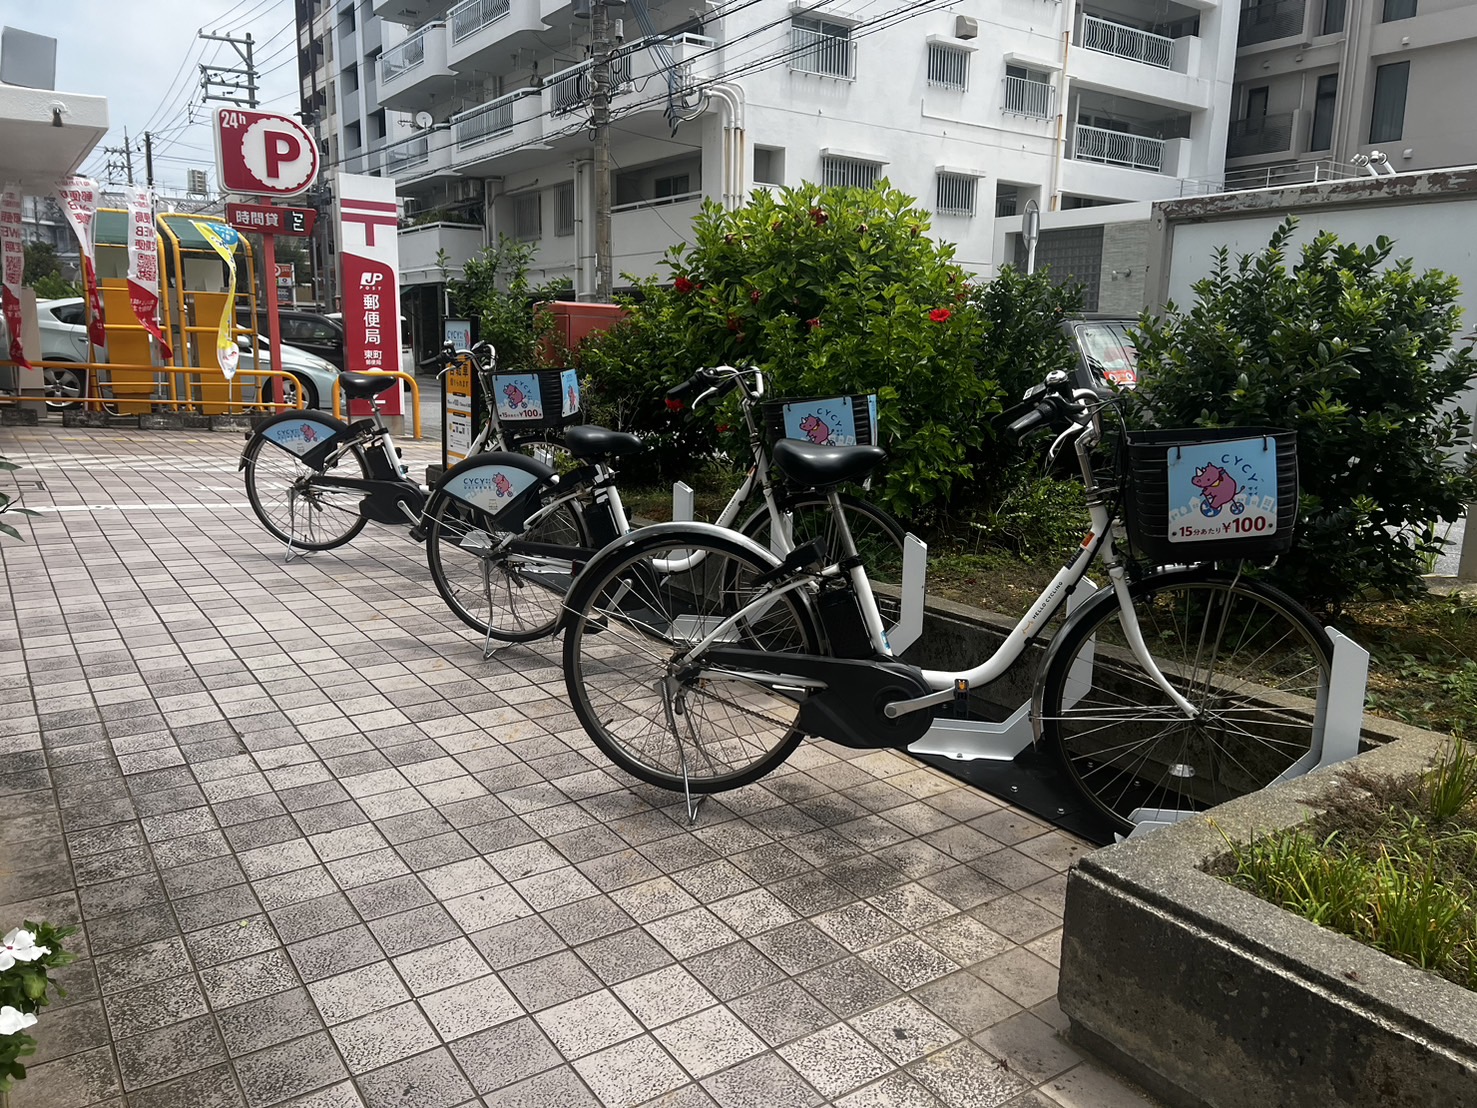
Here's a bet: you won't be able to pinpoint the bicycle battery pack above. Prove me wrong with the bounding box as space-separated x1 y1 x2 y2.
700 648 933 750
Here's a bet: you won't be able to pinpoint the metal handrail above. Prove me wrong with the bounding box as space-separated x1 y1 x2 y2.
381 25 433 84
331 371 423 440
788 26 856 79
1080 14 1175 69
1003 75 1054 118
1073 124 1166 171
1238 0 1306 46
454 88 540 147
449 0 510 42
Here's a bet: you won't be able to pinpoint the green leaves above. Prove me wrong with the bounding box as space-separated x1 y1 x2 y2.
0 455 33 543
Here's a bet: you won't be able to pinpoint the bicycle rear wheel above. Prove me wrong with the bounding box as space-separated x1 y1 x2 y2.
563 529 821 793
242 432 370 550
1038 568 1333 833
424 490 587 642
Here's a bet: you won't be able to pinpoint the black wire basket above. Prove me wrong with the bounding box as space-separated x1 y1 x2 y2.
762 394 879 448
1123 427 1298 565
492 369 582 429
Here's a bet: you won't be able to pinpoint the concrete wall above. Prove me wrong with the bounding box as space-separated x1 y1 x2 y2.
1097 220 1151 313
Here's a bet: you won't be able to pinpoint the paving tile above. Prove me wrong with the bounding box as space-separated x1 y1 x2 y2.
971 948 1060 1009
972 1011 1082 1084
442 884 533 932
234 1031 349 1107
748 920 848 976
796 956 901 1019
918 915 1012 968
644 907 739 960
418 973 523 1041
307 960 411 1025
500 949 602 1012
470 915 567 971
85 903 177 955
95 936 192 995
905 1040 1031 1108
393 937 491 996
331 1000 440 1072
850 997 962 1064
271 892 362 945
575 926 673 985
859 936 961 991
356 1047 474 1108
815 901 906 952
288 924 385 982
217 986 323 1056
611 964 716 1029
534 987 643 1059
114 1012 228 1091
686 939 786 1002
834 1073 945 1108
200 948 300 1009
571 1034 688 1108
1039 1058 1161 1107
450 1016 562 1094
184 915 281 969
652 1005 765 1078
103 974 209 1038
124 1062 246 1108
701 1053 823 1108
26 999 112 1065
776 1023 894 1099
480 1063 601 1107
727 979 835 1048
8 1044 121 1107
345 874 435 920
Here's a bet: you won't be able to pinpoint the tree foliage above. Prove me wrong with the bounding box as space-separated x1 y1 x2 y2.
1128 218 1477 612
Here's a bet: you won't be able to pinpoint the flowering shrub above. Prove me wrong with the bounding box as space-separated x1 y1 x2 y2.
1 923 74 1091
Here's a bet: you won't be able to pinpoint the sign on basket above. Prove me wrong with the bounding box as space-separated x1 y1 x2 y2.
1167 436 1279 544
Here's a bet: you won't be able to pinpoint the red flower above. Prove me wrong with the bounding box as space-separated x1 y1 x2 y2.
727 316 739 332
750 289 762 303
665 398 685 412
810 208 828 226
930 308 952 323
717 423 731 433
674 276 695 294
807 318 821 331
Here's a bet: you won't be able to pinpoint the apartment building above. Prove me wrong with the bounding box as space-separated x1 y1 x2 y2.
1224 0 1477 183
303 0 1244 335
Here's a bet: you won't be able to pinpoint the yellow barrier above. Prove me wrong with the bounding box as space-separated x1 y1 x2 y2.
331 371 422 440
0 359 305 414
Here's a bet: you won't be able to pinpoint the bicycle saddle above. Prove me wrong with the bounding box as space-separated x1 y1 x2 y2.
338 372 399 400
566 425 643 459
771 439 887 488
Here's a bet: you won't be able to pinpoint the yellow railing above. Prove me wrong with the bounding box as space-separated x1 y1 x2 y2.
331 371 422 440
0 359 306 413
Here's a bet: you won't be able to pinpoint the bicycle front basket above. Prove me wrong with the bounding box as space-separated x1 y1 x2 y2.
492 369 582 429
762 394 879 448
1123 427 1298 565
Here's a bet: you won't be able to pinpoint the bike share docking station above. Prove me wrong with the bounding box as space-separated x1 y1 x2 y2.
681 477 1374 845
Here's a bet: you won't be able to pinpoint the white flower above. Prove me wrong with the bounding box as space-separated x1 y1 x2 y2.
0 1005 37 1036
0 928 50 972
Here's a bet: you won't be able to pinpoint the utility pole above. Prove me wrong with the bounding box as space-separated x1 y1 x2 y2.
144 132 155 188
198 30 259 108
104 128 136 186
590 0 613 301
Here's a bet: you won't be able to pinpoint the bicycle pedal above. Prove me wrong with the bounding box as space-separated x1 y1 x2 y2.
408 526 426 543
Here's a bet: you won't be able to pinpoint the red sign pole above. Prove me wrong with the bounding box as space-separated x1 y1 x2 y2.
262 204 284 409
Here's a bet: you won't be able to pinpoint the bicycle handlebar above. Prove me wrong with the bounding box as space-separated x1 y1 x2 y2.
665 365 750 411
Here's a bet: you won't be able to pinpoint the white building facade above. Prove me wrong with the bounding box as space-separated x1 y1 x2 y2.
324 0 1244 315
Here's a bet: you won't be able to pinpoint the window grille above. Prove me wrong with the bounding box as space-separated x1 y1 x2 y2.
514 193 541 240
821 156 881 189
556 183 574 236
935 173 977 216
927 42 969 90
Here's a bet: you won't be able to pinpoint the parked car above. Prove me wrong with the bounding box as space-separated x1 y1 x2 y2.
35 297 338 412
236 307 346 369
1059 315 1141 395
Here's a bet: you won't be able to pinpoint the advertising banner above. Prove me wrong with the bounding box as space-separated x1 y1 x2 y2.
125 188 171 358
55 176 106 348
193 221 243 378
334 172 403 417
0 185 27 369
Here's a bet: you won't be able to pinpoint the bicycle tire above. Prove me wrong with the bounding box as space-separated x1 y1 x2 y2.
563 527 822 793
242 431 370 551
424 487 588 642
1038 567 1334 833
738 492 907 625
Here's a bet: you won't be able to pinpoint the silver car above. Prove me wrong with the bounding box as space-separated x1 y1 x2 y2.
37 297 339 412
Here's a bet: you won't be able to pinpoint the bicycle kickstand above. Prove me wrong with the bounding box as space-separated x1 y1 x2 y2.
474 539 508 661
284 489 301 565
659 677 706 826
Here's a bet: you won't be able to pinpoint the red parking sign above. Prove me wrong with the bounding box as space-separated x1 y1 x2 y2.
214 108 319 197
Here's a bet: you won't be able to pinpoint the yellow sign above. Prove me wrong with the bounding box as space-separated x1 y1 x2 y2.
193 221 242 378
445 357 475 463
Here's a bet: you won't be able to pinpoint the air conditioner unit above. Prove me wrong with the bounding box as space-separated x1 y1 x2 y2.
955 15 979 40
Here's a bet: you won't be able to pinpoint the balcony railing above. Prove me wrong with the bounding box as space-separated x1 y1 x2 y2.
1226 111 1295 157
548 54 632 115
788 26 856 80
1080 14 1175 69
1073 124 1166 171
383 134 431 174
380 27 428 83
1238 0 1306 45
1003 75 1054 118
449 0 510 43
454 88 539 148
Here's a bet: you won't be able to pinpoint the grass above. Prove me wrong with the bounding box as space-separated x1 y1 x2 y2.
1209 739 1477 991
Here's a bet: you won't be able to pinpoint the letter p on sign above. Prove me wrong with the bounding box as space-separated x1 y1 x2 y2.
215 107 320 198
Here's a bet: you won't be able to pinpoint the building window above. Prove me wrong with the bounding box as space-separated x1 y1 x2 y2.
345 120 362 150
1369 60 1409 142
820 156 881 189
935 173 977 216
514 193 541 240
1309 74 1337 150
995 183 1019 218
1321 0 1346 34
370 109 386 140
1003 64 1054 118
789 17 855 80
654 174 691 199
1245 86 1269 118
927 42 969 90
1382 0 1416 20
344 62 359 92
556 183 575 236
614 155 702 208
754 146 784 186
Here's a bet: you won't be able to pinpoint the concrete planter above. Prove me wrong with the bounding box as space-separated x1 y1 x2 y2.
1058 729 1477 1108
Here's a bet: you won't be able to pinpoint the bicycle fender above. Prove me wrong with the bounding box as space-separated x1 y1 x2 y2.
241 410 354 471
580 519 787 575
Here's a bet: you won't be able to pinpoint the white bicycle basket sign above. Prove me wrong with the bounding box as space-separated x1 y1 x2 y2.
262 418 340 456
495 374 544 420
1167 436 1278 543
443 466 539 512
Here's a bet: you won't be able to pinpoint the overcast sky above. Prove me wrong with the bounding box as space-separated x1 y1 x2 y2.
21 0 300 194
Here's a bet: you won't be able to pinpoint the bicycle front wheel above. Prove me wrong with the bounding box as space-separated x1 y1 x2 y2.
424 491 587 642
563 530 821 793
242 432 370 551
1038 568 1333 833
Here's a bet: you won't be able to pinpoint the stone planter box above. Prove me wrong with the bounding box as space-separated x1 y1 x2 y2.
1058 729 1477 1108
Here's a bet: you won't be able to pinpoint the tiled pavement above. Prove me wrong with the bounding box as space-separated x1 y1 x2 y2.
0 425 1159 1108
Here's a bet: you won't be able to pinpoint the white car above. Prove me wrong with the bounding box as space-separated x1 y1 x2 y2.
37 297 339 412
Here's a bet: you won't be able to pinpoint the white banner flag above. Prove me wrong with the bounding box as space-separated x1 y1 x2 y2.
125 188 171 357
55 176 106 349
0 185 28 369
